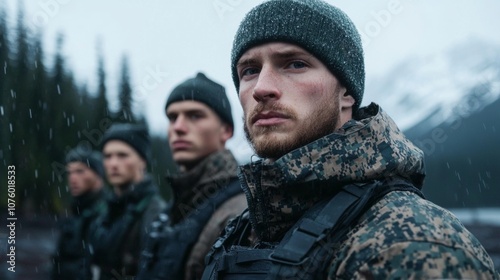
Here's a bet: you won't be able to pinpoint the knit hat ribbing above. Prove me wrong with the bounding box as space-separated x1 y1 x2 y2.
165 72 234 128
231 0 365 110
100 123 151 163
65 146 105 178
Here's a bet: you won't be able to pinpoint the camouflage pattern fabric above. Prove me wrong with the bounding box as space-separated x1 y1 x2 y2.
239 103 425 242
237 103 498 278
328 190 497 279
160 149 246 280
167 149 239 223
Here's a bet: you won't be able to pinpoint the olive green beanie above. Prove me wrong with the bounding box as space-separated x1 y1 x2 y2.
231 0 365 110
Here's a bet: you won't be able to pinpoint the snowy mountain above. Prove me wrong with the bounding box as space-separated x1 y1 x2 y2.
366 38 500 208
365 37 500 133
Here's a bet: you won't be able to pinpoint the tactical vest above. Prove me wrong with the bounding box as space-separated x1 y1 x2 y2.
136 179 242 280
202 179 424 279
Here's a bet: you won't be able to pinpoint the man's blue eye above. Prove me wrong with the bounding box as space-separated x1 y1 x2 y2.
290 61 306 69
189 114 203 120
242 68 259 76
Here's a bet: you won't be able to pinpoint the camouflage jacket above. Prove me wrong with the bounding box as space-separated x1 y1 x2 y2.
233 103 498 279
90 175 166 279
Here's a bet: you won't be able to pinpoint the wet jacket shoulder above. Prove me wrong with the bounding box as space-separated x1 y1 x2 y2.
52 189 108 280
328 190 498 279
323 104 498 279
157 149 246 280
186 192 246 279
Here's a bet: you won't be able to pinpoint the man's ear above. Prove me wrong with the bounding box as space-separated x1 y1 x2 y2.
337 87 355 129
340 90 355 110
220 123 233 144
139 157 147 172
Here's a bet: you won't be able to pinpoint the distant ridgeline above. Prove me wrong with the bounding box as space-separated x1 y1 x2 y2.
405 93 500 208
367 38 500 209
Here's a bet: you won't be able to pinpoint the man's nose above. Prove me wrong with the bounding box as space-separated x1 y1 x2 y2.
172 115 188 134
252 65 282 102
106 156 119 168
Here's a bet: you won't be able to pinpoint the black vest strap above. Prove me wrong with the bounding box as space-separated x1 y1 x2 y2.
202 179 423 280
269 183 373 266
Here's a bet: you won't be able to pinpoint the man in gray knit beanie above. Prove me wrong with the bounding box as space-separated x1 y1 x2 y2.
231 0 365 111
202 0 498 279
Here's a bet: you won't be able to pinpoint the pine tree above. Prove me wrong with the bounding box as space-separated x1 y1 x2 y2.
10 2 33 210
95 42 110 124
0 4 11 163
0 4 9 98
30 35 54 211
116 54 135 123
46 34 81 211
31 36 47 138
32 35 50 147
47 34 67 165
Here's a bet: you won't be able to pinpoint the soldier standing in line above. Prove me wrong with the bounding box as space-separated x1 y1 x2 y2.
137 72 246 280
202 0 499 279
52 146 108 280
90 123 166 279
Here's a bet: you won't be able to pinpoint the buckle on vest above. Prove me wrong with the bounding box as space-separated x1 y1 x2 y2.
269 251 310 266
268 218 332 266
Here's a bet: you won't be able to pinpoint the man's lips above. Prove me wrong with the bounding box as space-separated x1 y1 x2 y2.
252 111 289 126
171 140 192 150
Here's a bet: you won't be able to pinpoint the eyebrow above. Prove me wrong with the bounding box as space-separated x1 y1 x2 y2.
236 58 259 69
167 108 206 116
237 49 311 68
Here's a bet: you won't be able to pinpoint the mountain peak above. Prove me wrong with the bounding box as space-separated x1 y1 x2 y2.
365 37 500 131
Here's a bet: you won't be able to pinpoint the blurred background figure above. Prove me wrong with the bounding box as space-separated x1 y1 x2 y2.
137 73 246 280
52 146 107 280
90 123 166 280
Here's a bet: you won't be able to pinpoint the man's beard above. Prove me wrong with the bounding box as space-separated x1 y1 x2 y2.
244 99 340 159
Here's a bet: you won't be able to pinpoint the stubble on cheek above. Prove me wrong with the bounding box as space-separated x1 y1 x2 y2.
243 102 298 159
243 98 339 159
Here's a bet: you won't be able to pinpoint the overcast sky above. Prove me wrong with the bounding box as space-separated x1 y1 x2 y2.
4 0 500 162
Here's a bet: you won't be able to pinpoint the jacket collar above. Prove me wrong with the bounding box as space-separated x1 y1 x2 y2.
167 149 239 223
71 188 106 215
109 175 158 206
239 103 425 241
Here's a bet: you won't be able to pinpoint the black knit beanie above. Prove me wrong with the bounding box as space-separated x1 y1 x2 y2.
100 123 151 163
165 72 234 128
231 0 365 110
66 146 105 178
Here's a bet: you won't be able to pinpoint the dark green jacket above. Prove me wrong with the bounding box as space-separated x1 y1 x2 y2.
52 189 107 280
90 175 166 280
